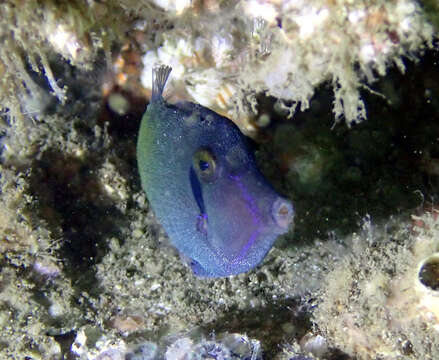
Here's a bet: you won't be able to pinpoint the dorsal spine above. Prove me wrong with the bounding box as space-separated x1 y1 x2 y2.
151 65 172 102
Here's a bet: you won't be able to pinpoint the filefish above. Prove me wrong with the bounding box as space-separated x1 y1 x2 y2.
137 65 294 277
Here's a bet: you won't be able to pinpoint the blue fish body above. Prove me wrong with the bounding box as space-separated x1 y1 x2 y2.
137 65 294 277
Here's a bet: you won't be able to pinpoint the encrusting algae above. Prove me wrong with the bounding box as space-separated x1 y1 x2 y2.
0 0 438 359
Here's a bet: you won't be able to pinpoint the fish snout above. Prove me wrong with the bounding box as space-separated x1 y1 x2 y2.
271 197 294 233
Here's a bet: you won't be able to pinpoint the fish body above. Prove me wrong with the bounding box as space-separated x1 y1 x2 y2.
137 65 294 277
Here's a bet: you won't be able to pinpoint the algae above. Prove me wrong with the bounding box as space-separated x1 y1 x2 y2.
0 1 439 359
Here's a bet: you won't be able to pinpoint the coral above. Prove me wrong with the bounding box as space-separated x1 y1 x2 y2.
0 168 37 254
314 213 439 359
68 331 261 360
0 48 134 359
139 0 435 127
0 264 74 359
0 0 129 124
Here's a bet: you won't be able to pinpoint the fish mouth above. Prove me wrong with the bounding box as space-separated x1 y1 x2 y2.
271 197 294 232
206 178 293 264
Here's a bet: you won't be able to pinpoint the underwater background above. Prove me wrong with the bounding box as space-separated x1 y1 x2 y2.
1 0 439 359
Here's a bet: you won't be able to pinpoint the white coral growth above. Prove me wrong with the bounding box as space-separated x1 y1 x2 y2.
140 0 434 126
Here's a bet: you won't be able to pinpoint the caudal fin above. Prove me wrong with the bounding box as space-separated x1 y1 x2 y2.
151 65 172 102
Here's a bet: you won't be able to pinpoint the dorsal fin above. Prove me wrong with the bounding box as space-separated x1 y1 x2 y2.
151 65 172 102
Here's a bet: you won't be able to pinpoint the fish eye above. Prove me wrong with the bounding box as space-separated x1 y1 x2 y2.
199 160 209 171
193 148 217 182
